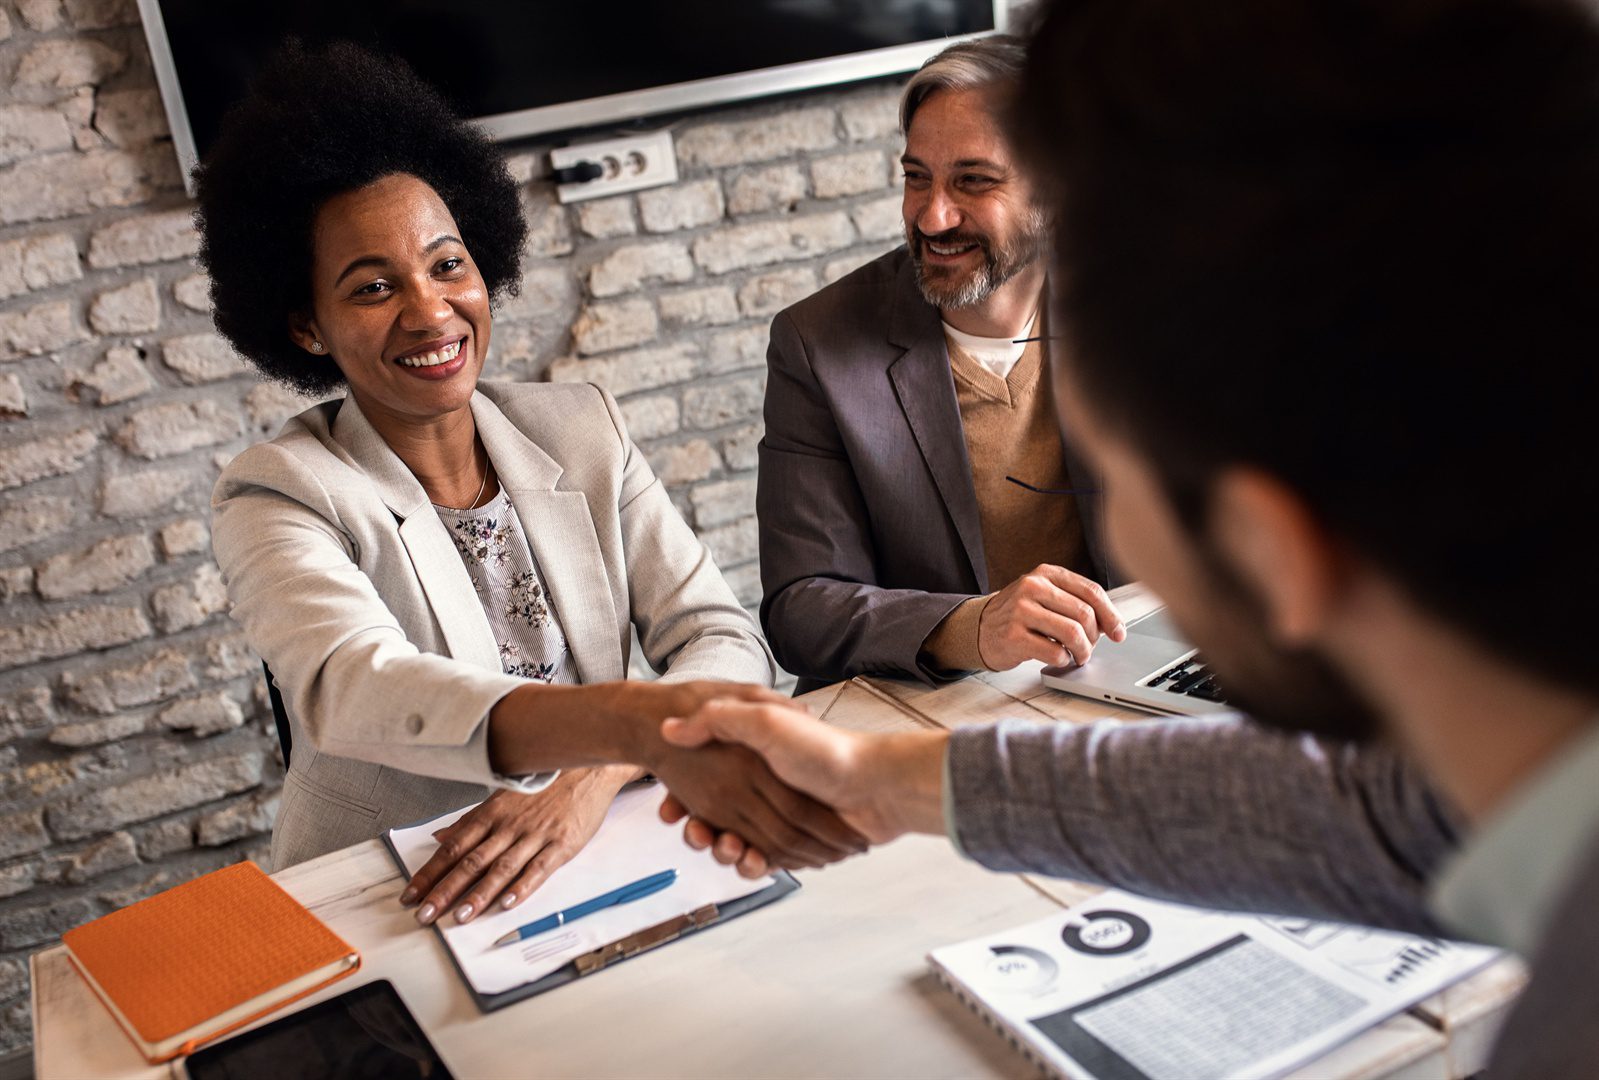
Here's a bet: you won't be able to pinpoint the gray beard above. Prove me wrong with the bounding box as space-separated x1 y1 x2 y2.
917 262 1006 310
909 210 1049 311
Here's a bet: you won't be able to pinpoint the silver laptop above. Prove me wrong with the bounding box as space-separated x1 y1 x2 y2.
1040 606 1231 717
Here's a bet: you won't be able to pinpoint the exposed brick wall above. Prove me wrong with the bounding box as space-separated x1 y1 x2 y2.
0 0 917 1055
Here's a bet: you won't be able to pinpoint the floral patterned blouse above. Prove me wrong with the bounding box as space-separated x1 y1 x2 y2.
435 490 572 685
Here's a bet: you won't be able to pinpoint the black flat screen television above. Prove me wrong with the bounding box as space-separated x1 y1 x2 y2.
135 0 1006 193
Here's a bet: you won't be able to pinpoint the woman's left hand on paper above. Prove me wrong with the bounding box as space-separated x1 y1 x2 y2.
399 766 639 925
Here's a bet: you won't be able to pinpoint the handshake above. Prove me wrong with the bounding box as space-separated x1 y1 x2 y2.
645 684 951 879
406 680 949 928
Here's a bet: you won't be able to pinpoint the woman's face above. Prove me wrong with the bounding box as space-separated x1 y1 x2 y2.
294 173 491 427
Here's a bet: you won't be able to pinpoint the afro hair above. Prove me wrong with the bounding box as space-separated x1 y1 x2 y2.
193 40 528 396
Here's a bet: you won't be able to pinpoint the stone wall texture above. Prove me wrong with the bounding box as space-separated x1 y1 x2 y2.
0 0 916 1057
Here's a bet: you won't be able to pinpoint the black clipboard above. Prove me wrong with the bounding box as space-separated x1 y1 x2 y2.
381 821 799 1013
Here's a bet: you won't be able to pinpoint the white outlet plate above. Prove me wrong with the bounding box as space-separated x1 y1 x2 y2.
549 131 679 204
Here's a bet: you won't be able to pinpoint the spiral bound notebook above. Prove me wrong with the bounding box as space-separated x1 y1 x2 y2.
928 889 1498 1080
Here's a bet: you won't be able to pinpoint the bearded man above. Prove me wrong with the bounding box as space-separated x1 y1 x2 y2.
669 0 1599 1071
757 35 1124 692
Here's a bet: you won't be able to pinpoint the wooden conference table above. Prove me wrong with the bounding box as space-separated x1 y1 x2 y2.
32 662 1526 1078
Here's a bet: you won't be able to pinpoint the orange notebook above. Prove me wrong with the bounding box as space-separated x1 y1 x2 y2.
61 860 360 1063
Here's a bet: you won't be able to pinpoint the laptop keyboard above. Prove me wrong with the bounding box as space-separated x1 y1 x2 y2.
1145 656 1228 703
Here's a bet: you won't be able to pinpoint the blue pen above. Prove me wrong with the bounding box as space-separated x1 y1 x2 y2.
493 869 677 947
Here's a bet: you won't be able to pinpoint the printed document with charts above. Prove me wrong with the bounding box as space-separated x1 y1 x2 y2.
929 889 1499 1080
389 784 774 997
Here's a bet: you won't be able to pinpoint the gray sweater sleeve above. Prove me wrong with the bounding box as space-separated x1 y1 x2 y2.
947 715 1463 935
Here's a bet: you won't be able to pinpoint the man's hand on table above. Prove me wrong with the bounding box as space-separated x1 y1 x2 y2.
401 766 636 926
657 700 951 878
978 564 1127 670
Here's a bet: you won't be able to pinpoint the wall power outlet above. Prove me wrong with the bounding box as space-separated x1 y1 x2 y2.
549 131 678 204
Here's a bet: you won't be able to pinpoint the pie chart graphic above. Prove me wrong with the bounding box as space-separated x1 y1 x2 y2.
981 944 1060 993
1062 910 1152 956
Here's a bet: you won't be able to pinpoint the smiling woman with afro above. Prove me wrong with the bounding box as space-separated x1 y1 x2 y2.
194 40 526 396
200 42 848 921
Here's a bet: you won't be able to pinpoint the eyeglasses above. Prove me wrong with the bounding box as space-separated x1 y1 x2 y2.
1006 475 1101 496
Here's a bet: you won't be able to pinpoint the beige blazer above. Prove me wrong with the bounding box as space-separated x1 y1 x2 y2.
212 381 774 869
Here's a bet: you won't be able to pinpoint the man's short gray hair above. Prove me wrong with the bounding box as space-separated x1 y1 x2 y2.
899 34 1028 132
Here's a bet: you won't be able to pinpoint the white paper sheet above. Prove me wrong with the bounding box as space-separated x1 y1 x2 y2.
929 889 1500 1080
389 784 774 995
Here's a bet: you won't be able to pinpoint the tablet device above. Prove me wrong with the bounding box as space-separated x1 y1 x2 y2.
180 979 452 1079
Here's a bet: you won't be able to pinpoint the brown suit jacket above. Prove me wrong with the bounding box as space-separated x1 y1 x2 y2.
758 247 1116 691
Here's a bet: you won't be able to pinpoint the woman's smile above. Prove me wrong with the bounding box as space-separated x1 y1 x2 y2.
393 335 470 380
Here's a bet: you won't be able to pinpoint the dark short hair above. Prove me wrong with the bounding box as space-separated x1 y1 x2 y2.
193 41 527 396
1020 0 1599 694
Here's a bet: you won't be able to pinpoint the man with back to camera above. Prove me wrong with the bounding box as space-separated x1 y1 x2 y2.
663 0 1599 1072
757 35 1126 693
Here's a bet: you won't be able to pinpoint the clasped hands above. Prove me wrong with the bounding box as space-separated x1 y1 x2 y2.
657 698 950 877
403 681 878 926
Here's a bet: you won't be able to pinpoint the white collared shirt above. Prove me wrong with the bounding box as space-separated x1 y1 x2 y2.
941 312 1038 380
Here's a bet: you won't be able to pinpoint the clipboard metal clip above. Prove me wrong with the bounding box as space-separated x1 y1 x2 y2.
573 904 720 976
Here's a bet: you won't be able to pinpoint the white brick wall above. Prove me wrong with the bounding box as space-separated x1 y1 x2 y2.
0 0 915 1057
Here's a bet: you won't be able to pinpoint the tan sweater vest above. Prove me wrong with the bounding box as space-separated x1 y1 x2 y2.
921 329 1087 671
